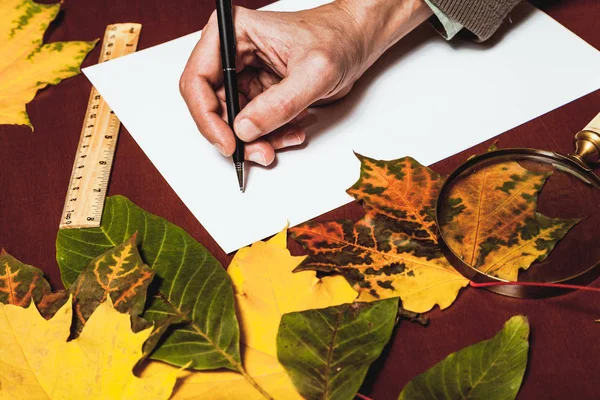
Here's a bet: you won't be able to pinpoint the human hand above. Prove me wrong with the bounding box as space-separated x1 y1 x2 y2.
180 0 431 165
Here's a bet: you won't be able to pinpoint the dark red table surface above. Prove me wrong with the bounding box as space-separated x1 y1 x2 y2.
1 0 599 398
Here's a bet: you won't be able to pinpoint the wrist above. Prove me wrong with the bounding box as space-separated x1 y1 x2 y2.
337 0 432 62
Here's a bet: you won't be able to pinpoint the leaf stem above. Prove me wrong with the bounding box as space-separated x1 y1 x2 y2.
155 293 274 399
469 281 600 293
233 361 275 400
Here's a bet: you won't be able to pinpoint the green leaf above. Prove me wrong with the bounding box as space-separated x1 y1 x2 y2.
0 249 53 307
0 250 68 318
56 195 241 371
277 298 399 400
69 234 154 335
398 316 529 400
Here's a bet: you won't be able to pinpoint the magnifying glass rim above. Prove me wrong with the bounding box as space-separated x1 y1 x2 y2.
435 147 600 298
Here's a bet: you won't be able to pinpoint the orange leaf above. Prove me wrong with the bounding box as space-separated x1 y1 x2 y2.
292 155 468 313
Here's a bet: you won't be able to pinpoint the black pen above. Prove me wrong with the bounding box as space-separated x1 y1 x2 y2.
216 0 245 192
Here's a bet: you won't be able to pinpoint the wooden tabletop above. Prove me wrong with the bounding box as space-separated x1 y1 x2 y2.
1 0 599 398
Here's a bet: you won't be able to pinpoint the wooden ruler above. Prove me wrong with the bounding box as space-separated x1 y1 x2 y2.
59 23 141 229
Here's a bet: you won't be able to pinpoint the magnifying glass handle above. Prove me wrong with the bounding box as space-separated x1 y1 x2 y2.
572 111 600 165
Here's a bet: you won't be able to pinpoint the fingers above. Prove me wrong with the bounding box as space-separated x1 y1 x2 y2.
268 124 306 150
244 140 275 166
179 9 255 156
243 124 306 166
234 52 336 142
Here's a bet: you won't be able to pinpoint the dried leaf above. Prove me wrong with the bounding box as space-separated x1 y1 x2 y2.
398 316 529 400
0 296 179 399
143 226 358 400
0 0 96 128
292 155 468 313
441 162 578 280
56 195 241 371
277 298 398 400
0 250 68 316
68 234 154 335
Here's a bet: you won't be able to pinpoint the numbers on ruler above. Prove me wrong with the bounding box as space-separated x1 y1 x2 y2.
61 24 140 229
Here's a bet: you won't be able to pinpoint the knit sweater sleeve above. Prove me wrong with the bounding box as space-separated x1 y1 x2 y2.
427 0 522 41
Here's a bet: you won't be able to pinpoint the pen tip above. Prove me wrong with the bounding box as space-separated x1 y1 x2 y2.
235 162 245 193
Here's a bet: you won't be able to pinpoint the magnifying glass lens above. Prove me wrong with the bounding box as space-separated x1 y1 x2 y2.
438 154 600 286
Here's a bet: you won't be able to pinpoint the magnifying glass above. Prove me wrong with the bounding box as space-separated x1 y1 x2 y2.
435 112 600 298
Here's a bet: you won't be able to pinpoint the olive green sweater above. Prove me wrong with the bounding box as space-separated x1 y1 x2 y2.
429 0 522 41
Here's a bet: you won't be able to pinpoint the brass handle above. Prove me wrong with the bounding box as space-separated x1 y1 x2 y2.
571 112 600 165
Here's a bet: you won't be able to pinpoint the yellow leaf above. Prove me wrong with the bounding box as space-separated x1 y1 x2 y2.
229 226 358 356
144 226 358 399
0 296 179 399
0 0 96 128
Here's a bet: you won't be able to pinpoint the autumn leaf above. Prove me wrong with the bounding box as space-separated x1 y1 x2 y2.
57 196 241 372
291 155 469 313
68 234 154 335
229 225 358 356
398 315 529 400
0 0 97 128
277 298 398 400
0 249 68 318
473 213 579 281
143 226 358 400
0 296 179 399
441 161 578 280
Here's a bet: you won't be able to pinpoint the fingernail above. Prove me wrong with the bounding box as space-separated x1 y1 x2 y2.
214 143 227 156
248 152 267 166
236 119 260 141
282 131 305 147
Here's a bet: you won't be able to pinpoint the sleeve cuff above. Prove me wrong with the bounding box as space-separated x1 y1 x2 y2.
423 0 464 40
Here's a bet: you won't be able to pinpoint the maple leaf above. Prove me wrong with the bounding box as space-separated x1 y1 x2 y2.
0 0 96 128
291 155 469 313
143 226 358 399
0 296 179 399
0 249 68 318
292 154 578 311
440 162 578 280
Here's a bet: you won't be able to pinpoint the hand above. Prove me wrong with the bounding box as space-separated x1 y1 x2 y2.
179 0 431 165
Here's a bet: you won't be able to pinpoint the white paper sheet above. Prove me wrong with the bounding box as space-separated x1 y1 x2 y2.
84 1 600 253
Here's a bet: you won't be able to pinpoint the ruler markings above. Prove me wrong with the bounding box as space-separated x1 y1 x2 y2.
59 23 142 229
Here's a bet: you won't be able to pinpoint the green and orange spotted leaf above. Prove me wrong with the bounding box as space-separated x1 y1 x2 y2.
473 212 579 281
68 234 155 335
0 0 97 128
291 155 469 313
441 161 549 267
441 162 578 280
0 249 68 317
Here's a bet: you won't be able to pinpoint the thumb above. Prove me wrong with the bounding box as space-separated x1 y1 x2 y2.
234 52 337 142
